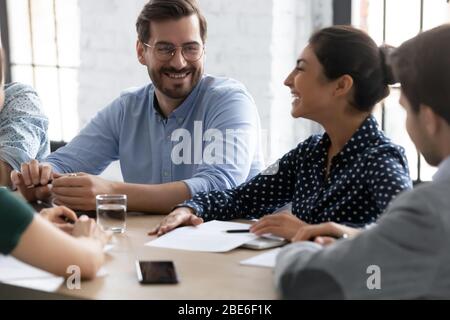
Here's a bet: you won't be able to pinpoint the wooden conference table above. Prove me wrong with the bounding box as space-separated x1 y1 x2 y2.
1 213 279 300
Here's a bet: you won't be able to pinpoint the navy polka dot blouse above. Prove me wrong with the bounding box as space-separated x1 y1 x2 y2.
182 116 412 227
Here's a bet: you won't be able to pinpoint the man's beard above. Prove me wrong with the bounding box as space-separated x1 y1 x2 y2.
148 66 202 100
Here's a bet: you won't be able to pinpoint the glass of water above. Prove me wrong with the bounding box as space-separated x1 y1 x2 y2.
96 194 127 233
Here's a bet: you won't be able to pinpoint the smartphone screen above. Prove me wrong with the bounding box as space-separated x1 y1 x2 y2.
135 261 179 284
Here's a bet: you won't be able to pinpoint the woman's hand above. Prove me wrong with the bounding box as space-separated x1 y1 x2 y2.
250 211 308 240
10 160 53 202
72 215 112 247
39 206 78 234
148 207 203 237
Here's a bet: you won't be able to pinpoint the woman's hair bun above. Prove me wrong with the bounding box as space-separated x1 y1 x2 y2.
379 45 398 85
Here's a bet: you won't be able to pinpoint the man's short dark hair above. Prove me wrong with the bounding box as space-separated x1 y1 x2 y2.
392 24 450 124
136 0 207 44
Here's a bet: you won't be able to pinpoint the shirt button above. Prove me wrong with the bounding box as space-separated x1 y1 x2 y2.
163 171 169 177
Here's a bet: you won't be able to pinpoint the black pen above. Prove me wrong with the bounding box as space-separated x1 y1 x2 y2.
62 216 76 224
225 229 251 233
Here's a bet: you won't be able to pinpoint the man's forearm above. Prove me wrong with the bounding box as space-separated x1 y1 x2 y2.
112 180 192 213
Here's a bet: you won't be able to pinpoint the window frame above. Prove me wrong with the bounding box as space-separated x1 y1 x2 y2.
0 0 12 83
339 0 450 184
3 0 80 142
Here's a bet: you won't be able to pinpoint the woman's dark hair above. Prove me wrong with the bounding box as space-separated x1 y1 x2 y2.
136 0 207 44
391 24 450 124
309 25 395 112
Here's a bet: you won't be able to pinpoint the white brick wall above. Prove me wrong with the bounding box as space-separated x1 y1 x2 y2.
77 0 332 180
78 0 148 125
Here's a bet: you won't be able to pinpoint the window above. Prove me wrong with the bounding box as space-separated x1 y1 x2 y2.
352 0 450 182
6 0 80 141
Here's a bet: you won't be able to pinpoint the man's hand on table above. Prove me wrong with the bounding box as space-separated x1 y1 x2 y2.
12 159 117 211
51 173 116 211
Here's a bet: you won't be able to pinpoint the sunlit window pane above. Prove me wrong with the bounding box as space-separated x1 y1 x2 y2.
383 89 419 180
6 0 33 65
11 65 34 87
30 0 57 66
34 66 62 139
7 0 80 141
55 0 80 67
423 0 450 30
59 68 79 141
352 0 448 181
385 0 421 46
352 0 384 44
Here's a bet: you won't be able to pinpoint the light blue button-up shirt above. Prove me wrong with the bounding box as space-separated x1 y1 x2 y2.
45 75 264 196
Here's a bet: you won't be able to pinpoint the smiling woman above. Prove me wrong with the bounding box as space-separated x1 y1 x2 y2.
155 25 413 240
275 24 450 300
309 26 394 112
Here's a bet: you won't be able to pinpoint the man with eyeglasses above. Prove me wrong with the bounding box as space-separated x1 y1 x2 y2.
12 0 264 213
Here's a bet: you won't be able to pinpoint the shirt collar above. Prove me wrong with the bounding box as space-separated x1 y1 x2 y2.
322 115 382 162
150 75 204 120
432 156 450 182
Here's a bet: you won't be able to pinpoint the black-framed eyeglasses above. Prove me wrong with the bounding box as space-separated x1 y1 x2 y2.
143 42 204 62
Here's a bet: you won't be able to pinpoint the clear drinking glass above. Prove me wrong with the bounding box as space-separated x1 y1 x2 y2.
96 194 127 233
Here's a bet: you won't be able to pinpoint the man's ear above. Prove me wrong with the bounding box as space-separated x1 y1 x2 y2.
420 104 441 136
333 74 353 98
136 40 146 65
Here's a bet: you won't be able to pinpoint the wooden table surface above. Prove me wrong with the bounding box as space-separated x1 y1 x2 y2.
2 212 279 300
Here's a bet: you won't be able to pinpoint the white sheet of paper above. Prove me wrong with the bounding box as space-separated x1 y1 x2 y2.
0 256 58 281
2 277 65 292
239 248 282 268
0 255 64 292
96 267 108 277
103 244 114 253
145 220 258 252
0 255 108 292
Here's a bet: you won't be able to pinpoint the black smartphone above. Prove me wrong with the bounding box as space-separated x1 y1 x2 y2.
135 260 179 284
